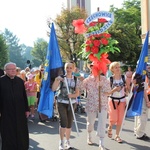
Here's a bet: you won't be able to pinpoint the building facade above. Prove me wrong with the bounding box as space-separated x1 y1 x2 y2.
141 0 150 61
67 0 91 15
141 0 150 42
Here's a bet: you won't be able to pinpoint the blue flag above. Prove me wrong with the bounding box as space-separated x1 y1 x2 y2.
38 23 64 118
126 31 149 117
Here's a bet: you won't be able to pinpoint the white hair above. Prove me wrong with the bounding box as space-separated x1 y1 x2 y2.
4 62 16 70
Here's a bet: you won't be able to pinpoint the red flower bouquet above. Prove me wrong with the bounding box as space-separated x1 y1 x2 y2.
72 11 120 76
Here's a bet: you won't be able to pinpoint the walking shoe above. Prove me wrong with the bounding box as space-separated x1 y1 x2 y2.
137 134 150 141
65 140 74 149
31 115 35 120
59 141 64 150
99 145 106 150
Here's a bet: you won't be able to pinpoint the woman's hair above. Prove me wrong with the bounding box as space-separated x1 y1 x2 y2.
133 73 143 84
25 67 30 72
39 64 44 79
20 70 26 75
109 62 120 73
133 73 144 92
64 62 75 71
39 64 44 70
16 67 21 72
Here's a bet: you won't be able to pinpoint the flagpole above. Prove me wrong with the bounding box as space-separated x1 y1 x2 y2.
64 77 79 136
120 84 134 135
120 31 149 135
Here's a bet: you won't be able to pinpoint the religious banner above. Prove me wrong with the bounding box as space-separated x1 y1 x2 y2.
72 11 120 112
72 11 120 76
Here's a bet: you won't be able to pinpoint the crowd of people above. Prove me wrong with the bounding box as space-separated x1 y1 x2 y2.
0 61 150 150
52 61 150 150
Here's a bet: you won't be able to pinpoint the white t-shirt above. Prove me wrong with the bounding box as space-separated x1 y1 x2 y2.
110 78 126 102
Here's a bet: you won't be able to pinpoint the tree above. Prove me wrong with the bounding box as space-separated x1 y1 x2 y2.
21 44 33 62
108 0 141 66
31 38 47 65
53 7 88 61
3 29 26 69
20 44 34 67
0 33 8 68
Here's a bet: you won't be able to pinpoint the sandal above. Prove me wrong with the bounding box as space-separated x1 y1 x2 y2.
114 136 122 143
107 127 112 138
87 138 93 145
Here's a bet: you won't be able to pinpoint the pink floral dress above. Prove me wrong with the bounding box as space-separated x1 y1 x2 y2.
80 75 111 113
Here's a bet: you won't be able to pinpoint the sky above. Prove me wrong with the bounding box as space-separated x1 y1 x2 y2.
0 0 124 47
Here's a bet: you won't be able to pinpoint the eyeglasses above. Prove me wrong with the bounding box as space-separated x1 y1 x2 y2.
6 68 16 71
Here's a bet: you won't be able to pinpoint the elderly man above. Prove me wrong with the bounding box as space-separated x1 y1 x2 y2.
0 62 29 150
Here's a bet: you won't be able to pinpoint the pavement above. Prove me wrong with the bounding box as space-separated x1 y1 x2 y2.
0 99 150 150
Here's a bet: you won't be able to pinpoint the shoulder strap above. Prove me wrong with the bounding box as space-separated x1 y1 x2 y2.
110 75 125 87
59 81 63 90
121 75 126 85
59 76 77 90
74 76 77 90
110 76 113 88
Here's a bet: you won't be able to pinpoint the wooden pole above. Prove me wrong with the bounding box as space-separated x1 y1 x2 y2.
97 7 101 112
98 71 101 112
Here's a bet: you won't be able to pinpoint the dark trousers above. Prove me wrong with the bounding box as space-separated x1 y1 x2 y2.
57 102 76 128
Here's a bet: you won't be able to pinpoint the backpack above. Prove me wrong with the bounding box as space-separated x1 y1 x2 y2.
60 76 77 91
56 76 77 101
110 75 126 88
109 75 126 109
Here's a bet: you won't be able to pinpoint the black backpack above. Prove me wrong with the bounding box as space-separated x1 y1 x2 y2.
109 75 126 109
60 76 77 91
110 75 126 88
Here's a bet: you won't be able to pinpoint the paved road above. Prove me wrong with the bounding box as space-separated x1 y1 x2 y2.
0 99 150 150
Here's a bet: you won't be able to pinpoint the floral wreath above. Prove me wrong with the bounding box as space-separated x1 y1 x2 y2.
72 11 120 76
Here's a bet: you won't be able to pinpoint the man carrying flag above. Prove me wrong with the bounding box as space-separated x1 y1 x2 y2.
132 73 150 140
126 31 150 141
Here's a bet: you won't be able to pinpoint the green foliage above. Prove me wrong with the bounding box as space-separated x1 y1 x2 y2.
20 44 33 63
52 0 141 67
54 6 88 61
108 0 141 66
31 38 47 64
3 29 25 69
0 33 8 68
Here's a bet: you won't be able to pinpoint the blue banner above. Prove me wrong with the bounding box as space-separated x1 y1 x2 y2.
38 23 64 118
126 31 149 117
